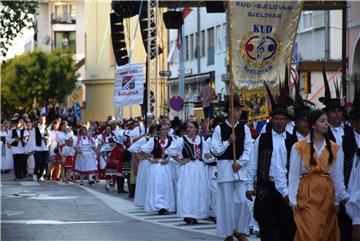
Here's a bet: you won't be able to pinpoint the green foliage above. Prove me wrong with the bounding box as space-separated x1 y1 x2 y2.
1 49 79 115
1 1 39 57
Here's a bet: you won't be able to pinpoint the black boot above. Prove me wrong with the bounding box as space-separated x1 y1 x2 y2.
117 176 127 193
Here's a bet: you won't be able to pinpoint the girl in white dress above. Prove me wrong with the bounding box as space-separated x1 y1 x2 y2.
141 123 175 215
74 127 98 185
128 125 157 207
166 121 210 224
1 122 14 171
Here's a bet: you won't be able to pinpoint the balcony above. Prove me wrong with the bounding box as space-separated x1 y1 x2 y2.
51 13 76 24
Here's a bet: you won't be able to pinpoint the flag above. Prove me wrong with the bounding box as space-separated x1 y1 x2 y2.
176 7 192 49
228 1 302 91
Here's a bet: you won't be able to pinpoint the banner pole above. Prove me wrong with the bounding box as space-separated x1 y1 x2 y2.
227 1 237 167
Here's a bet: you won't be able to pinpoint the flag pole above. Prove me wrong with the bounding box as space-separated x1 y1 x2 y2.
227 1 237 167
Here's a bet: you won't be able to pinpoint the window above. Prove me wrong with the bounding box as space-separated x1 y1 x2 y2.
222 23 227 51
54 31 76 52
190 34 194 60
201 30 205 57
302 11 312 31
185 35 189 61
207 27 214 65
216 25 222 54
53 3 76 24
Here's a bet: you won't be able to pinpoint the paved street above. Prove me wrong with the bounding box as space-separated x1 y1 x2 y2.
1 173 259 241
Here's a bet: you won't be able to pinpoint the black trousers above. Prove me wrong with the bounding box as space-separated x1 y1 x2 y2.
338 203 352 241
13 154 28 179
254 181 296 241
34 151 49 178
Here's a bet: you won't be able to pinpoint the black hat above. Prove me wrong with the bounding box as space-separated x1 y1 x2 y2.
293 75 313 119
349 75 360 120
265 67 293 117
319 64 342 110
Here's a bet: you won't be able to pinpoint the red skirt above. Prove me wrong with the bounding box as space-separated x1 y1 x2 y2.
63 156 75 169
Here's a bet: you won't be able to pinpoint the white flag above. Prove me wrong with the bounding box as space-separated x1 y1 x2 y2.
113 64 144 107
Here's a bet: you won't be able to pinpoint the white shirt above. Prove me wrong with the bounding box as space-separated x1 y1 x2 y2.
345 131 360 224
129 125 146 140
288 137 348 207
128 136 148 154
246 129 288 194
6 127 29 154
210 121 253 183
329 124 344 145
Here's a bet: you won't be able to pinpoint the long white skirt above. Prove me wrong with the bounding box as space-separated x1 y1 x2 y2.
145 162 175 212
74 150 98 174
1 143 13 170
176 160 210 219
207 165 217 217
134 159 150 207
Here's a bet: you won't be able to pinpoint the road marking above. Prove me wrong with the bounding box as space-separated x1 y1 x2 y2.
19 182 40 186
1 220 137 225
1 210 24 217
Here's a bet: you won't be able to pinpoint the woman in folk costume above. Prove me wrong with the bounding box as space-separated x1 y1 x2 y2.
141 123 175 215
97 124 116 178
344 83 360 241
166 121 210 224
203 132 218 222
128 124 158 207
60 137 76 183
288 110 349 241
104 137 124 192
1 120 14 172
49 120 61 180
74 127 99 185
211 94 253 241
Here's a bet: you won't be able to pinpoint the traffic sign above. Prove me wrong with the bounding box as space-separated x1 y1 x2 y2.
169 96 185 111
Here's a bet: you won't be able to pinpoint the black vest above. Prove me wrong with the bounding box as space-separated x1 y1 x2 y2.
182 136 203 160
257 124 291 185
342 125 356 188
215 122 245 160
11 128 25 147
35 126 48 147
152 136 172 158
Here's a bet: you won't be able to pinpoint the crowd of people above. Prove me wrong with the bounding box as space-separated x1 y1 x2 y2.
1 76 360 241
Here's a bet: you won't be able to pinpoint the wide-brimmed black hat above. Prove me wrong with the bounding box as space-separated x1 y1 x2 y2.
265 67 293 117
319 63 343 110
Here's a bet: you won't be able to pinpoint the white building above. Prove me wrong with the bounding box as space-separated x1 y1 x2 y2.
167 8 227 118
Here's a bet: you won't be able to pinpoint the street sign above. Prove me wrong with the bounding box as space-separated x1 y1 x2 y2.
169 96 185 111
159 71 171 77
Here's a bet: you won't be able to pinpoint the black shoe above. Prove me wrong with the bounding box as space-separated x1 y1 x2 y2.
88 180 95 185
158 208 167 215
183 217 191 224
105 186 110 191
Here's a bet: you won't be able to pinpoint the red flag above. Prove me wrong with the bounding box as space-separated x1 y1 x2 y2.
176 7 192 49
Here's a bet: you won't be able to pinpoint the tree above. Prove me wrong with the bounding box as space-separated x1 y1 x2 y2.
1 1 39 57
1 49 79 115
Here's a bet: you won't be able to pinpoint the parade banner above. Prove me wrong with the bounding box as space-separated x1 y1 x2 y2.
229 1 302 91
113 64 144 107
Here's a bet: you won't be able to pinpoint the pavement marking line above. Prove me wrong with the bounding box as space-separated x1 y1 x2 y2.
1 210 25 217
19 182 40 186
0 220 137 225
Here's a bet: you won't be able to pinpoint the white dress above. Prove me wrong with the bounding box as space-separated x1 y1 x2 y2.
1 131 14 170
128 136 150 207
166 135 210 219
141 137 175 212
74 135 98 175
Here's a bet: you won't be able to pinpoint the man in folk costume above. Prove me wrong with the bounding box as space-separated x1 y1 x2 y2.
341 76 360 241
246 80 296 241
26 115 51 181
7 114 30 180
320 65 345 144
211 94 253 241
